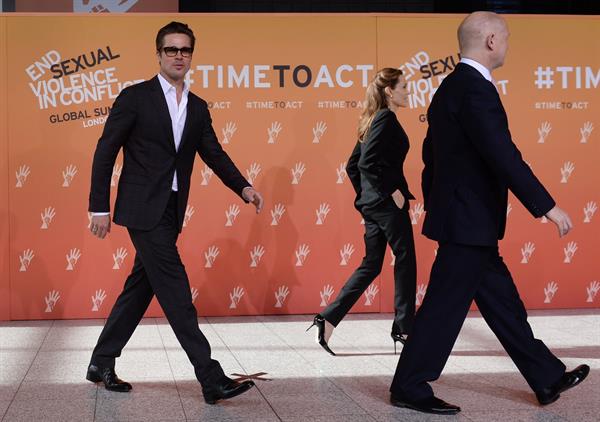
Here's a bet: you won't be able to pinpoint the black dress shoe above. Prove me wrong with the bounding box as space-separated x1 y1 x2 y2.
536 364 590 405
391 394 461 415
86 364 132 392
203 377 255 404
306 314 335 355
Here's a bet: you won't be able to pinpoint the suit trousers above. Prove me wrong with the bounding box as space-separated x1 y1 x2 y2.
90 192 225 387
390 242 566 400
321 199 416 332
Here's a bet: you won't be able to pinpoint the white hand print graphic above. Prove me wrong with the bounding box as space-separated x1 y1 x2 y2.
200 164 214 186
62 164 77 187
40 206 56 229
336 162 347 184
19 249 34 272
225 204 240 226
560 161 575 183
112 247 127 270
544 281 558 303
364 284 379 306
586 281 600 303
339 243 355 266
410 203 425 225
312 121 327 143
91 289 107 312
191 286 199 304
415 284 427 306
246 162 261 184
111 163 122 187
44 290 60 313
291 162 306 185
270 203 285 226
15 165 30 188
250 245 265 267
316 203 331 225
584 201 597 223
579 121 593 144
295 244 310 266
319 284 334 307
267 121 282 144
520 242 535 264
221 121 237 144
537 121 551 143
274 285 290 308
65 248 81 271
563 241 577 263
204 246 220 268
229 286 245 309
183 205 195 227
74 0 139 13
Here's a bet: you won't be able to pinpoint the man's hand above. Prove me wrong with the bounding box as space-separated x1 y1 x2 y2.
545 205 573 237
242 187 263 213
90 214 111 239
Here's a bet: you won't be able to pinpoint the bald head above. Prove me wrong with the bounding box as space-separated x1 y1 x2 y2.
458 12 506 52
458 11 509 70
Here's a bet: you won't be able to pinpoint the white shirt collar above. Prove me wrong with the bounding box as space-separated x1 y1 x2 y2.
460 58 493 82
157 73 189 95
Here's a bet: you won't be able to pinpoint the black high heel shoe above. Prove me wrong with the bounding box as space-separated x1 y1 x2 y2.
306 314 336 355
391 324 407 354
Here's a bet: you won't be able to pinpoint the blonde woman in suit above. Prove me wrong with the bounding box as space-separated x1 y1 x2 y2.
309 68 417 355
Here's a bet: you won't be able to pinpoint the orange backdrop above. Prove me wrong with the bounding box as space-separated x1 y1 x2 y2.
1 16 9 320
1 14 599 320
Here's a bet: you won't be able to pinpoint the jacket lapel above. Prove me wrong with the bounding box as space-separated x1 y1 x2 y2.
149 76 176 153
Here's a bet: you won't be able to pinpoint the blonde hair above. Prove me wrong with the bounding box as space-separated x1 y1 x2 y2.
357 67 403 142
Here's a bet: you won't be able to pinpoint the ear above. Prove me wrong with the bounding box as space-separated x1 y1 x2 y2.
384 86 393 98
486 33 495 51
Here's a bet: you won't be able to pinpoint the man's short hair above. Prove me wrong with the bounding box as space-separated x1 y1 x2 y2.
156 21 195 52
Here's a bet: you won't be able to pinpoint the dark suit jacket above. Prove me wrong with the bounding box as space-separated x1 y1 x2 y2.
421 63 554 246
89 76 250 232
347 109 415 210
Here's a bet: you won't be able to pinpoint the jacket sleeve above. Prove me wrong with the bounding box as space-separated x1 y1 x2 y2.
88 87 136 213
460 81 555 217
421 125 433 211
357 111 394 199
196 106 250 200
346 141 361 195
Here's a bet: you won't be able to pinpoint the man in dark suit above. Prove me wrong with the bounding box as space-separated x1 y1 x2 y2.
87 21 263 405
389 12 589 415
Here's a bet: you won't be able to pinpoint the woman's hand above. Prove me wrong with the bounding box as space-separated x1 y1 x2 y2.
392 189 405 209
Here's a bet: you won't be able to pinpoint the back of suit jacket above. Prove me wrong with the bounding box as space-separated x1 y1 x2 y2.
421 63 554 246
347 109 415 211
89 77 249 231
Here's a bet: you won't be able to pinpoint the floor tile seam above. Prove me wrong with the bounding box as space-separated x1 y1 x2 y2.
257 318 377 418
167 316 281 421
464 409 569 421
2 319 56 422
447 357 563 406
204 317 283 421
152 318 187 421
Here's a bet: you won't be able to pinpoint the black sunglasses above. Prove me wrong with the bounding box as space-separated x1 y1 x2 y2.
160 46 193 58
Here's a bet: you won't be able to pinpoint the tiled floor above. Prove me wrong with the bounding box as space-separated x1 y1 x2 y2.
1 310 598 421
